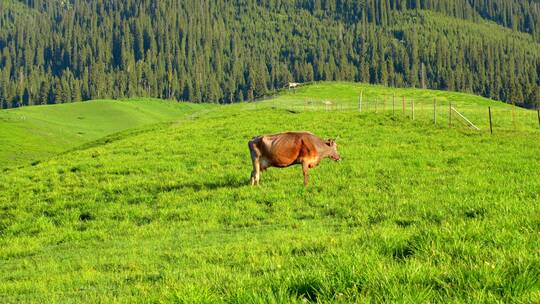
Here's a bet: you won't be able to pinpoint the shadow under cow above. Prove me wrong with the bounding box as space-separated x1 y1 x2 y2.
160 178 247 192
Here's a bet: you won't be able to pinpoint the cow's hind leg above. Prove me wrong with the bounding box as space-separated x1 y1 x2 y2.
249 140 261 186
302 162 310 187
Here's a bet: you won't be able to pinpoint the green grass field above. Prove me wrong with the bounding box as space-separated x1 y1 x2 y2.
1 82 539 303
266 82 540 132
0 99 207 168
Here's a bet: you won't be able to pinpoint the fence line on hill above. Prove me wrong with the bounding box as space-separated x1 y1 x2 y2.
248 93 540 133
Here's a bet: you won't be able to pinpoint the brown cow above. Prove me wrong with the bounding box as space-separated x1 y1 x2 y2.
248 131 341 186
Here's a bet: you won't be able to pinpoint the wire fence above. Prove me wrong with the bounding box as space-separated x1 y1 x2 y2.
246 95 540 134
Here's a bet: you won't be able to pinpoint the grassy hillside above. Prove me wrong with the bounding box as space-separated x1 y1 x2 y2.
0 99 208 168
268 82 540 131
1 83 539 302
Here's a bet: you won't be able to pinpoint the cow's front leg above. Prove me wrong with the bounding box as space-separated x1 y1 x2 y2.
249 141 261 186
302 162 310 187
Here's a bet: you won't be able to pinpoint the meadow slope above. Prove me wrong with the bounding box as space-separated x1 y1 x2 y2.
1 83 539 302
0 99 207 168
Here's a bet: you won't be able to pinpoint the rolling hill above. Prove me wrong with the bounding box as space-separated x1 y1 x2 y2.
1 82 539 302
0 99 207 168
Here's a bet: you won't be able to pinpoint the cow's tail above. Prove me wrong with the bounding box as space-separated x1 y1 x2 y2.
248 136 259 152
249 135 262 147
249 135 264 156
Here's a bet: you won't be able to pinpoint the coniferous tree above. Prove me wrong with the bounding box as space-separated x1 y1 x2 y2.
0 0 538 108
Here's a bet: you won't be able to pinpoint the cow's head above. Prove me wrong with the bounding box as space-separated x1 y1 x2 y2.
325 139 341 161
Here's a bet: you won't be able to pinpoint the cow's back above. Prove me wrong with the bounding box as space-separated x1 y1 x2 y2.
257 132 317 167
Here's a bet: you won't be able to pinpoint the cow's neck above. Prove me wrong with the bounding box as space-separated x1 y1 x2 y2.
316 145 333 160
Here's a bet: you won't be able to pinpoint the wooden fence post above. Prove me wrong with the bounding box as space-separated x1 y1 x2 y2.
512 101 516 129
392 94 396 117
359 91 363 112
449 102 452 127
433 98 437 126
412 99 415 120
537 109 539 127
489 106 493 134
402 96 406 115
452 107 480 131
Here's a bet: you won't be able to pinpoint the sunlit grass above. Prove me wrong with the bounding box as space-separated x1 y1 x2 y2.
262 82 539 132
0 99 210 168
1 82 539 302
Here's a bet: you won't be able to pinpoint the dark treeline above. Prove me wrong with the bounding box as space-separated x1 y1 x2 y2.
0 0 539 108
295 0 540 40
